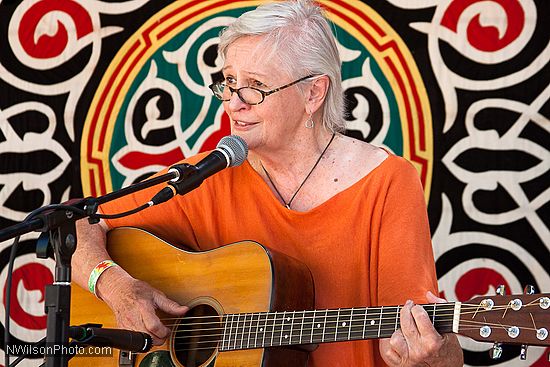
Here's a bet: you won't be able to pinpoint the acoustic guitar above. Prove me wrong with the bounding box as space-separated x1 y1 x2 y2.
71 227 550 366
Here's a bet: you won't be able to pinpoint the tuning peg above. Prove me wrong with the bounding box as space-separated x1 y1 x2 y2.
490 342 503 359
496 285 506 296
523 284 536 294
520 344 528 360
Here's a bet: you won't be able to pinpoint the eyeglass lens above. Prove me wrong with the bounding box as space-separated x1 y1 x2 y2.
218 85 263 104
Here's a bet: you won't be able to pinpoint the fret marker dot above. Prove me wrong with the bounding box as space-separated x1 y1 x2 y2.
342 322 347 327
370 320 375 326
287 317 290 321
285 335 288 339
317 324 321 328
260 328 263 332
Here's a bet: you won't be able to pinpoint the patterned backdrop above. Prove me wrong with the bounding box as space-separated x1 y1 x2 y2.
0 0 548 366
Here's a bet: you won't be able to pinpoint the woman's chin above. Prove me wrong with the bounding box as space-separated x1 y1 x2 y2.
229 130 260 149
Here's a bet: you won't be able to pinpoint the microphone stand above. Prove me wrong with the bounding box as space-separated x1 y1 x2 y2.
0 167 195 367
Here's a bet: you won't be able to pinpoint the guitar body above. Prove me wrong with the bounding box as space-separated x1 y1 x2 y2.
71 227 315 367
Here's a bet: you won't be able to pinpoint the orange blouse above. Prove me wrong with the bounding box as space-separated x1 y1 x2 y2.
102 153 438 367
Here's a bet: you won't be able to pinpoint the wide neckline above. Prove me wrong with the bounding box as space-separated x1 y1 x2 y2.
243 152 391 216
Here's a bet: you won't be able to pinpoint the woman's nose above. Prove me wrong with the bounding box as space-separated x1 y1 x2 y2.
226 89 249 111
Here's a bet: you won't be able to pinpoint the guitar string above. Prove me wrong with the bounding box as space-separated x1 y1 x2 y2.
139 303 545 353
167 321 548 354
167 313 549 350
156 301 544 323
163 318 545 353
156 304 538 329
160 311 538 332
158 304 451 321
170 325 541 352
162 319 541 350
161 310 454 329
169 327 547 356
171 327 550 355
167 319 541 342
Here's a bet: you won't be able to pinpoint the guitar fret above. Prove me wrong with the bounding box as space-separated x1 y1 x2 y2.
377 306 383 337
241 313 248 349
262 312 269 347
299 310 305 344
334 308 341 341
350 308 366 340
430 304 455 333
363 307 382 339
289 311 296 344
223 315 229 351
322 310 328 342
249 313 258 348
348 308 354 341
253 313 260 348
394 306 400 334
251 313 257 348
279 311 286 346
270 311 277 347
247 313 254 349
228 314 236 350
333 308 353 342
310 311 316 344
235 313 242 350
362 307 368 339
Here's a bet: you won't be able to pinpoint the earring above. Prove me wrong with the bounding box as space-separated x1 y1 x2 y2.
305 115 314 129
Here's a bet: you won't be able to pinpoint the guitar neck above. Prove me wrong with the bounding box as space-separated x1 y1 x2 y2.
220 303 458 351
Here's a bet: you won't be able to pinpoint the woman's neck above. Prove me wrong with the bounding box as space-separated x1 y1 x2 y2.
249 129 335 175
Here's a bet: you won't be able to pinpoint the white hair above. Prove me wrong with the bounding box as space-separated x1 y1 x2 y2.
218 0 346 133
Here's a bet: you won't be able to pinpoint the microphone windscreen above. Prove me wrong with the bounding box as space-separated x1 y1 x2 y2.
217 135 248 167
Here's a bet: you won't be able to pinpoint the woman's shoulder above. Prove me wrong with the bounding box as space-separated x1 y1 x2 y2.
334 135 387 174
334 135 419 182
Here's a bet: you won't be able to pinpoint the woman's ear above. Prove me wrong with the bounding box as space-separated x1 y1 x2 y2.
305 75 330 114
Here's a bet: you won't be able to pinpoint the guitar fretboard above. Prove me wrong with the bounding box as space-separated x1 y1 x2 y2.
219 304 457 351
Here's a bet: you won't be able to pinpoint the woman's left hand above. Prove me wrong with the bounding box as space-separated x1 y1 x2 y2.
379 291 464 366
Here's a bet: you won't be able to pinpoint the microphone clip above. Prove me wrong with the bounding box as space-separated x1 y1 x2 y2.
168 164 203 196
168 163 198 184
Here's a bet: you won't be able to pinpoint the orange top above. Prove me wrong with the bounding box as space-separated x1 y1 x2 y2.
102 153 438 367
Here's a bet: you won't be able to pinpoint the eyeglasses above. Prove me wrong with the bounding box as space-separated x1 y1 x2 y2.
208 74 320 105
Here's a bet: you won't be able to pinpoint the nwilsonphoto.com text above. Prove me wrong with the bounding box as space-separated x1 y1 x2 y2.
7 344 113 358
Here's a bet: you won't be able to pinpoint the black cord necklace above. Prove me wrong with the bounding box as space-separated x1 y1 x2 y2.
260 132 336 209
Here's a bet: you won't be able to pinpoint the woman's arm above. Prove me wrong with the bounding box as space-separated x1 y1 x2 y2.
72 219 188 345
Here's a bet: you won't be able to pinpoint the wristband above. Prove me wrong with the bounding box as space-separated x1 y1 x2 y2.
88 260 118 297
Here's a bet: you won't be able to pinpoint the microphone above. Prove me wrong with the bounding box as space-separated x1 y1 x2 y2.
69 325 153 353
150 135 248 205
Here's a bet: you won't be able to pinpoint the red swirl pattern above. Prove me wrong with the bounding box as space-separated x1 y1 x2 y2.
441 0 525 52
454 268 510 301
18 0 92 59
3 263 52 330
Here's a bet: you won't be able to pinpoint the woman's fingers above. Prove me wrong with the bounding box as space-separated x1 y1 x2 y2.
101 276 187 345
153 291 189 316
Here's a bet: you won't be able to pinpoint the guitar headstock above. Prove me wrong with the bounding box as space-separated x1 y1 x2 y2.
458 292 549 347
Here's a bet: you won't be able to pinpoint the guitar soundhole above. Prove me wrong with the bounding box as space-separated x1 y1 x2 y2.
172 304 220 367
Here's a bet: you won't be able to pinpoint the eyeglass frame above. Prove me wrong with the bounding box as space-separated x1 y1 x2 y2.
208 74 322 105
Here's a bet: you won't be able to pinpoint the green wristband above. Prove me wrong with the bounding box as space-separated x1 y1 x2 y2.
88 260 118 297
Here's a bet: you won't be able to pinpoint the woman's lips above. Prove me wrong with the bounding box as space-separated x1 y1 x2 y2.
234 120 259 128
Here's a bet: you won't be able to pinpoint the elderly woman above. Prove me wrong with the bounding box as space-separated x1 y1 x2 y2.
74 0 463 366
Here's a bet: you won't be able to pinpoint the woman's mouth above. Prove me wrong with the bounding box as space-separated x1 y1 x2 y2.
234 120 259 128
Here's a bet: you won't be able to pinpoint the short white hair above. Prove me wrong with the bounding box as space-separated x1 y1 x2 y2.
218 0 346 133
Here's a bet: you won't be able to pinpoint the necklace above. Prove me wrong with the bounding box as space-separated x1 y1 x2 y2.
260 133 336 209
